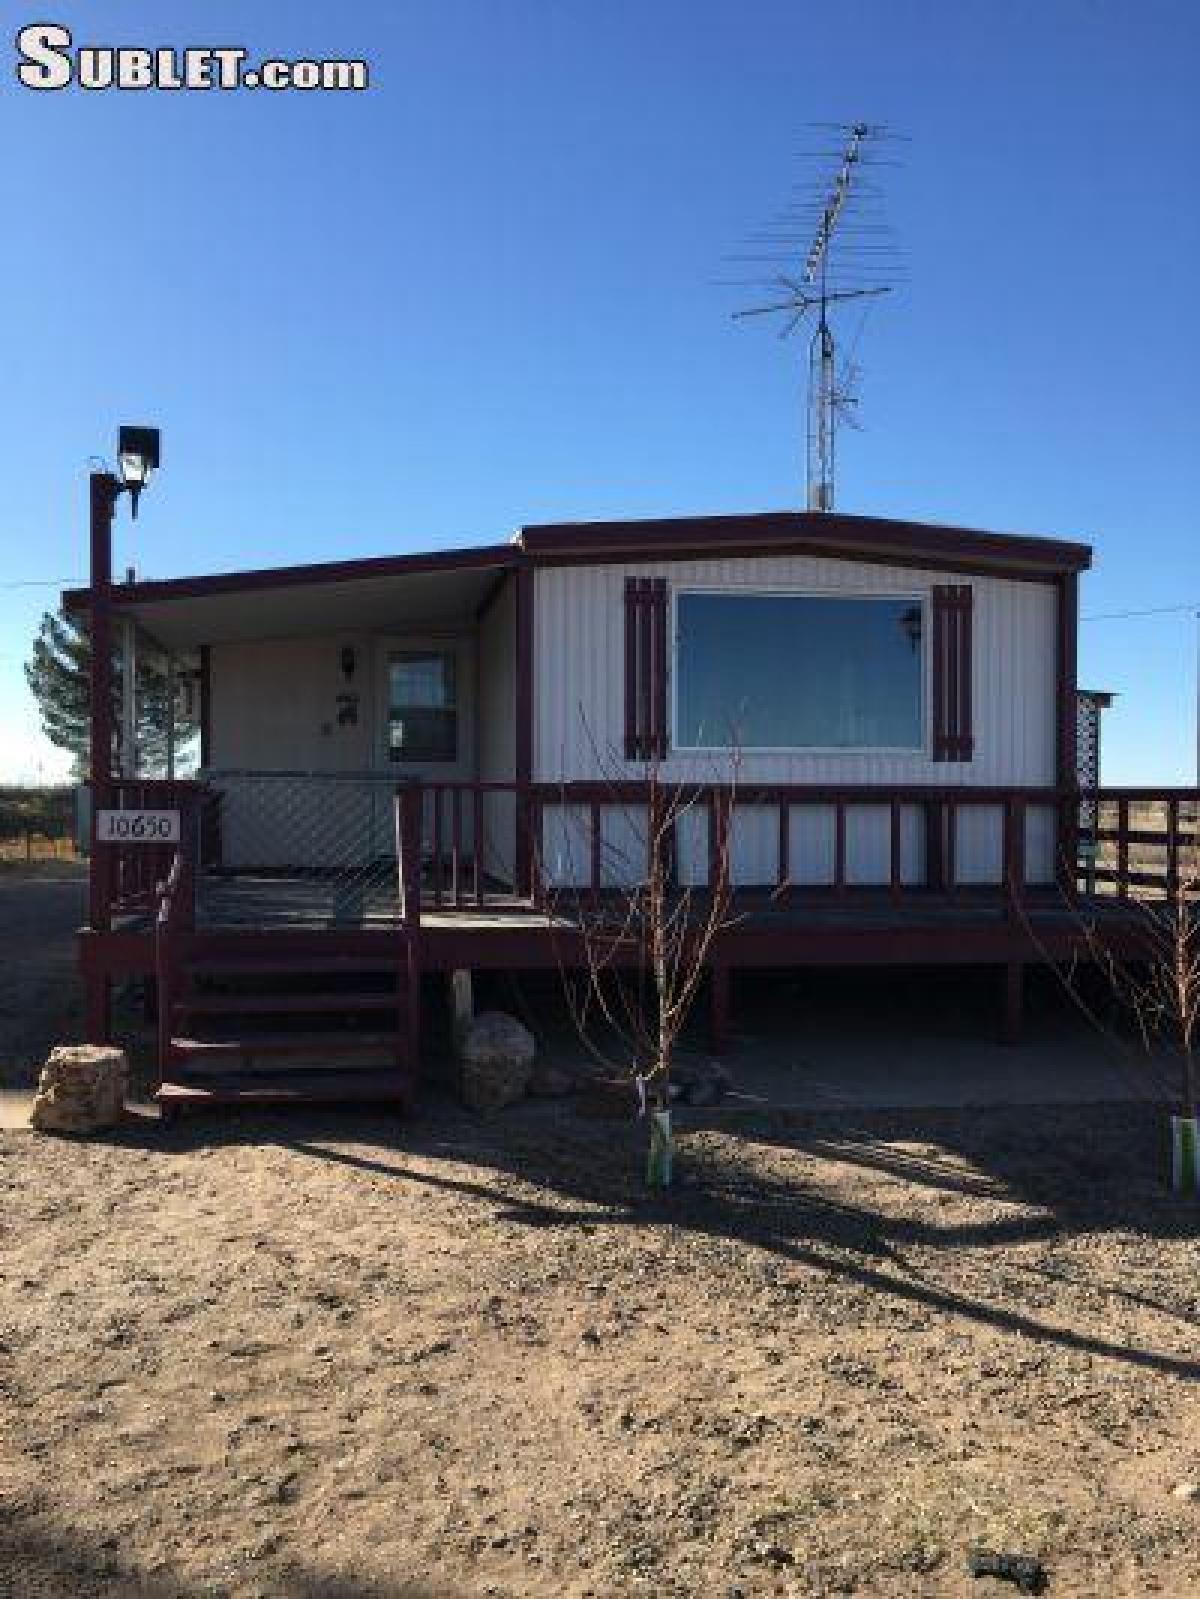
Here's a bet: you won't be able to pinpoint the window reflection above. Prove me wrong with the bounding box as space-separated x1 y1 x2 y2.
675 593 924 750
387 651 457 762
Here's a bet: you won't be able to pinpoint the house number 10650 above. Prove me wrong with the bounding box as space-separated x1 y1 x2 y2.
95 809 181 844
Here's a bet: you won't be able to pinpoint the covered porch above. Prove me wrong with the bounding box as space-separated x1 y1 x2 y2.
82 544 525 927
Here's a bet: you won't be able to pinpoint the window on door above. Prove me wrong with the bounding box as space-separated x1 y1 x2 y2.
386 651 458 762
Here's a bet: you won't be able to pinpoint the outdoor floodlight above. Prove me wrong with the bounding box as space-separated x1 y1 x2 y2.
117 424 161 518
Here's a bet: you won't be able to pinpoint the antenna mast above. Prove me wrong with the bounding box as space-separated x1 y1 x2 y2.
731 122 900 511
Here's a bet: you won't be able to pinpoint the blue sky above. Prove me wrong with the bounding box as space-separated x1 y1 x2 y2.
0 0 1196 783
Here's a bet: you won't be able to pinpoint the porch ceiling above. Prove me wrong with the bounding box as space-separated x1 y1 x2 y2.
105 562 511 649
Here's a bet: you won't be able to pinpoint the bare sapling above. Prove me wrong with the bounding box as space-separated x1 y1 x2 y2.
538 742 741 1183
1026 801 1199 1190
1084 839 1199 1121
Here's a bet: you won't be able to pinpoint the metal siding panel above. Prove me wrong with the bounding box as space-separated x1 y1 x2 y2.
534 559 1057 879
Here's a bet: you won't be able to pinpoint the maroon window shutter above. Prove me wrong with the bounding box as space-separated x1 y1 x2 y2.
932 584 974 762
623 578 669 761
624 578 639 758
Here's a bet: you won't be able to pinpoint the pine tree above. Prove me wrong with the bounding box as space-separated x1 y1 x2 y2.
24 606 197 778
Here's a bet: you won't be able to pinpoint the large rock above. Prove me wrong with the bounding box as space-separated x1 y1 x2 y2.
30 1045 128 1135
458 1012 536 1112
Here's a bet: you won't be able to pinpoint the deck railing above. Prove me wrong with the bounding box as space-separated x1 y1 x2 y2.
1076 788 1200 899
91 778 206 924
91 774 1200 932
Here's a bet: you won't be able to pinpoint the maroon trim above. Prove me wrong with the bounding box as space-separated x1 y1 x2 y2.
198 645 212 767
1056 573 1079 789
643 582 652 761
88 473 117 947
931 585 973 762
925 800 945 892
1055 572 1079 894
79 912 1156 980
520 510 1091 577
474 568 512 625
514 564 534 887
959 586 974 760
946 591 960 761
65 542 518 612
624 578 638 758
623 578 669 762
63 510 1091 626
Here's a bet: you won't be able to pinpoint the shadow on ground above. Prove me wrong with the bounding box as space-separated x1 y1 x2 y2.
98 1071 1200 1387
0 1517 465 1598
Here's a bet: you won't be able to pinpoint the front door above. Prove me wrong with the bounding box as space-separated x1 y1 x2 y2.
374 636 476 865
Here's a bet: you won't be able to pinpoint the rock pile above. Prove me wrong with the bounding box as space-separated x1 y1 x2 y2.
29 1044 129 1135
458 1012 536 1112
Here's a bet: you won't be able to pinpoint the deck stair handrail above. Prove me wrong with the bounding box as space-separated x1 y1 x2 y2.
94 777 207 924
153 844 193 1089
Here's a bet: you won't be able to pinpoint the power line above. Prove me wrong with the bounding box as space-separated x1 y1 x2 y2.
1082 602 1200 622
0 578 82 589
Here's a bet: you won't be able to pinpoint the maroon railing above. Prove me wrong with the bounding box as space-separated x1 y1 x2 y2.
105 777 1197 938
90 778 207 927
1077 788 1200 899
534 782 1064 908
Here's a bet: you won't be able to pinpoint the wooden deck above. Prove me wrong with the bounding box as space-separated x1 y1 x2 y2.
79 778 1198 1092
96 866 1149 945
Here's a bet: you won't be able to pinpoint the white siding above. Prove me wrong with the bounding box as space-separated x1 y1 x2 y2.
209 630 478 870
535 555 1059 887
210 635 376 772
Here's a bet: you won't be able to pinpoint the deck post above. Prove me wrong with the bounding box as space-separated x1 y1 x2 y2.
925 799 945 894
120 616 137 778
85 974 111 1045
164 653 176 779
88 472 119 934
1001 960 1025 1047
709 962 731 1055
1055 572 1080 899
513 562 534 891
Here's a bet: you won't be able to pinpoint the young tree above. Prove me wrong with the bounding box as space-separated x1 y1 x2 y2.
539 752 741 1186
24 605 196 778
1023 808 1199 1190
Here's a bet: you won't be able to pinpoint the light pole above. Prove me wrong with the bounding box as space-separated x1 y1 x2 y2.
86 426 160 1038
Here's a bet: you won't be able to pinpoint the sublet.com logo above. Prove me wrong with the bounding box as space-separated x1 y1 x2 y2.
14 23 370 92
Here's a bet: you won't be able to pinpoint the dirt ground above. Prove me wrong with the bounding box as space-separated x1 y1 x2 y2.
2 1095 1199 1597
2 867 1199 1597
0 863 87 1091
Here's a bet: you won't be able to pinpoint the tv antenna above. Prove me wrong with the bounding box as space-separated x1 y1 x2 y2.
730 122 902 511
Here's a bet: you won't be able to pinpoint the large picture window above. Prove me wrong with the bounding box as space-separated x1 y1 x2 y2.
674 592 924 751
386 651 457 762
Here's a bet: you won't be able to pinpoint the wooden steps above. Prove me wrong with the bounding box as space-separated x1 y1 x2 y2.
185 954 401 979
156 939 419 1116
175 990 401 1017
171 1032 401 1062
158 1070 413 1107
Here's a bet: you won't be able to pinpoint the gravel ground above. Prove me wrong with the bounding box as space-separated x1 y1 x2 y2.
2 1095 1198 1598
0 864 87 1091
